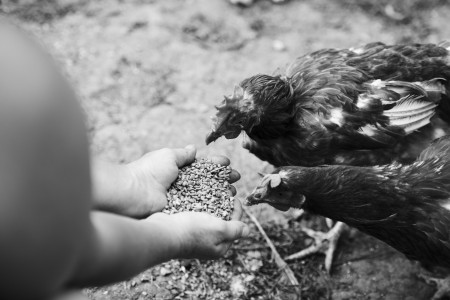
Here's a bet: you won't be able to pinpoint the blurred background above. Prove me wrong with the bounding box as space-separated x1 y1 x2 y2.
1 0 449 299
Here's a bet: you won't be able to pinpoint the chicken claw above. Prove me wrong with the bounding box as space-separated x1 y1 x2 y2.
285 221 346 273
419 273 450 300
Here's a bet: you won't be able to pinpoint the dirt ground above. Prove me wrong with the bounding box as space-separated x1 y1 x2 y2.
3 0 450 299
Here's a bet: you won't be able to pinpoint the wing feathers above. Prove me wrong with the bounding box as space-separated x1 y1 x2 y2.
383 97 437 117
381 80 444 134
356 79 444 140
402 111 436 134
384 96 437 134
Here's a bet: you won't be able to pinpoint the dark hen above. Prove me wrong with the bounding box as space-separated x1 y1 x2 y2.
247 135 450 299
206 42 450 167
206 42 450 271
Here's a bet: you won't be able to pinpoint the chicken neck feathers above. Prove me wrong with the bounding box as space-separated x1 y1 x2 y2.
242 42 450 166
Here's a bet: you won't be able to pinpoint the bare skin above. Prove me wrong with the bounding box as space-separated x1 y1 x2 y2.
91 147 240 218
0 19 248 300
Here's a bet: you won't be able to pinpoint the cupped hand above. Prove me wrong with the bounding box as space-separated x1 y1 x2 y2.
149 198 248 260
126 145 240 218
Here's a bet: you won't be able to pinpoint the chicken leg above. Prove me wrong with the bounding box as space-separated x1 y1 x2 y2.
419 273 450 300
285 221 346 273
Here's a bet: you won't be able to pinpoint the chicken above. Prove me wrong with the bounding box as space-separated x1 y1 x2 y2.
206 42 450 166
246 135 450 299
206 42 450 271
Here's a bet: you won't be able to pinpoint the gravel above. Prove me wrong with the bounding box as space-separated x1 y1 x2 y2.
163 158 234 220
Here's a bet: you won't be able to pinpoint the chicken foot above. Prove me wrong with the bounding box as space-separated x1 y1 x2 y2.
285 221 346 273
419 273 450 300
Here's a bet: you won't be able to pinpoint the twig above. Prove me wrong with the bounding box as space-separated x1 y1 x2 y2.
243 206 301 295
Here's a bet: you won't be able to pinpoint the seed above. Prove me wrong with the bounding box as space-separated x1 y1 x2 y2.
162 158 234 220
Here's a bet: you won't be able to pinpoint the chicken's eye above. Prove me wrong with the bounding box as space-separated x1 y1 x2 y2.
230 116 244 127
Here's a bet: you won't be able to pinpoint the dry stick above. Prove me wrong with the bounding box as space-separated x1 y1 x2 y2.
243 206 301 293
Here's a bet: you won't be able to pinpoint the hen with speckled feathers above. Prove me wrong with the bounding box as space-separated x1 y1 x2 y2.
207 42 450 167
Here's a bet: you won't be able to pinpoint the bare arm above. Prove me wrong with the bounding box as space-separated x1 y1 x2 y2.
69 200 247 287
90 160 141 215
69 211 179 287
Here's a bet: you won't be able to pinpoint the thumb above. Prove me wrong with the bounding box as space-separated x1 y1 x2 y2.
172 144 196 168
224 220 250 241
148 192 168 214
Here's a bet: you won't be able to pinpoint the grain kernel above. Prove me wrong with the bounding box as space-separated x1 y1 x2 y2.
163 158 234 220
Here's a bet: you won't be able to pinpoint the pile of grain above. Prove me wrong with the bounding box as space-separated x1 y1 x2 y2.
163 158 234 220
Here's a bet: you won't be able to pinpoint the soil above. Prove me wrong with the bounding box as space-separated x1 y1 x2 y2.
3 0 450 299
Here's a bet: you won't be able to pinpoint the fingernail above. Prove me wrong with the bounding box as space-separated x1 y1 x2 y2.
242 225 250 238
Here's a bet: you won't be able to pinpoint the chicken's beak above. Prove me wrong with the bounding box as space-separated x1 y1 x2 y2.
246 191 304 212
246 194 291 211
206 130 221 145
205 117 242 145
245 193 261 206
206 114 227 145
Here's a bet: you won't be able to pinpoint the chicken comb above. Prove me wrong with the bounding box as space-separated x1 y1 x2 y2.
260 173 282 188
269 174 282 188
214 86 244 114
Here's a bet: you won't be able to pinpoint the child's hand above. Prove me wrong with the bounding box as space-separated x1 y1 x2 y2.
125 145 240 218
149 199 248 259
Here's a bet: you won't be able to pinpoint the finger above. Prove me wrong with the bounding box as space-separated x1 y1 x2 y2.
223 220 250 241
172 145 196 168
208 156 240 183
229 185 236 196
228 169 240 183
231 198 243 220
208 155 230 166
